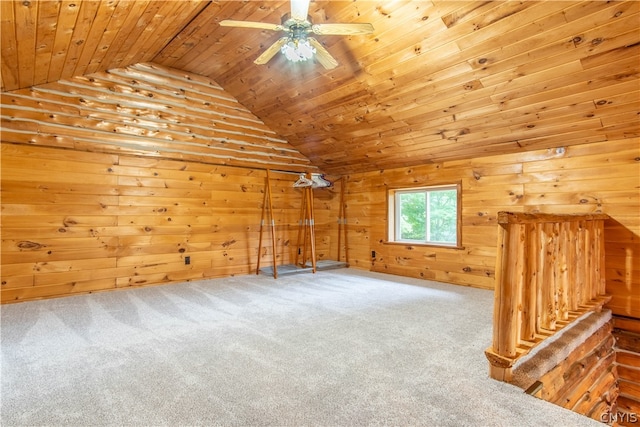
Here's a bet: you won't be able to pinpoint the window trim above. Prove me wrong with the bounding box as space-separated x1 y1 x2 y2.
385 182 463 249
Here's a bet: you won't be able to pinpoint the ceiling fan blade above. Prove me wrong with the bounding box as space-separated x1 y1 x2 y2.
254 37 289 65
308 38 338 69
290 0 310 21
312 23 374 36
219 20 283 31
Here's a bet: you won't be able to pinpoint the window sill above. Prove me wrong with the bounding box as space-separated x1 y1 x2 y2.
382 241 465 250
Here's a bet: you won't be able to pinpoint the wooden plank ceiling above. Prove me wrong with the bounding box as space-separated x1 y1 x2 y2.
1 1 639 175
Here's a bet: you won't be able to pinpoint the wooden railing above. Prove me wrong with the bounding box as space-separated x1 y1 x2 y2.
485 212 611 381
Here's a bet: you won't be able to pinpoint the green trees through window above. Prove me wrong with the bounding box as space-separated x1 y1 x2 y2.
389 184 460 247
398 191 426 240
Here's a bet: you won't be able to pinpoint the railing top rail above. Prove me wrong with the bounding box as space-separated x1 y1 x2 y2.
497 211 610 225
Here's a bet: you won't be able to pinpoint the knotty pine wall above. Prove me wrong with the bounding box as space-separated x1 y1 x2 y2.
1 143 342 303
533 319 617 423
0 63 312 172
1 139 637 310
343 138 639 319
613 317 640 423
0 62 333 303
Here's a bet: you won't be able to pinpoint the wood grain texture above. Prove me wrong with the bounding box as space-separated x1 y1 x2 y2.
1 1 638 174
1 63 314 172
0 144 341 303
613 316 640 426
343 138 639 318
2 0 208 89
487 211 612 381
0 1 637 317
531 321 619 423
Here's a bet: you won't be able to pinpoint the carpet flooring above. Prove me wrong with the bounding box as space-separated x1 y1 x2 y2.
1 268 600 426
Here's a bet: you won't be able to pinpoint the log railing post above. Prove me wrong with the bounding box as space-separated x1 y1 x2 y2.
596 221 606 296
568 221 579 312
540 222 559 332
521 223 537 342
576 220 586 304
492 222 526 359
558 222 569 322
486 212 611 380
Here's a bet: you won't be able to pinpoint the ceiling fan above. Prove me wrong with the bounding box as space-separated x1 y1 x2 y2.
219 0 374 69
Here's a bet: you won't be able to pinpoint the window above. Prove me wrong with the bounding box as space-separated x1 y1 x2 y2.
387 183 462 247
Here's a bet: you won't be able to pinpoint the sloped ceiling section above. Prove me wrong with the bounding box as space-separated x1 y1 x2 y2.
1 1 639 174
0 0 209 91
155 1 640 175
0 63 315 172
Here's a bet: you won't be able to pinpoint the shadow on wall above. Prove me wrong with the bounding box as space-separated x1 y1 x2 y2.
604 218 639 319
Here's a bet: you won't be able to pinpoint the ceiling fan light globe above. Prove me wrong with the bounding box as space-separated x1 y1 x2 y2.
298 41 316 58
281 38 315 62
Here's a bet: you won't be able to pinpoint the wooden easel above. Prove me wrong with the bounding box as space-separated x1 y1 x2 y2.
257 170 317 278
256 169 278 277
336 177 349 266
294 183 317 272
295 175 349 271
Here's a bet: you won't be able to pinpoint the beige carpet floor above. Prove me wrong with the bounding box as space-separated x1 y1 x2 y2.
1 268 600 426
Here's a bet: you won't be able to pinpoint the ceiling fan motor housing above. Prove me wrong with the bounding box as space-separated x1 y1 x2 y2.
219 0 374 69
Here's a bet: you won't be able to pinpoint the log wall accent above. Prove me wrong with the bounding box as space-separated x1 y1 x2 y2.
0 63 314 172
613 316 640 426
343 138 639 318
485 212 611 381
528 319 619 424
0 144 342 303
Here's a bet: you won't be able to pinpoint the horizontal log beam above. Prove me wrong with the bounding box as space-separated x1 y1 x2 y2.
497 211 610 225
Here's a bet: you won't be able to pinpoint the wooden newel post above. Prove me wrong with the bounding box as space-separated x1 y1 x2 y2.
493 222 527 359
487 222 525 380
486 212 611 382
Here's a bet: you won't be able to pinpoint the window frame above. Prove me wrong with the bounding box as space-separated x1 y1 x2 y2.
386 182 463 249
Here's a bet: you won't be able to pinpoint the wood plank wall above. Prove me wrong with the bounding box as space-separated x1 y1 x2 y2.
0 63 313 172
0 143 341 303
344 138 639 319
0 62 330 303
1 137 637 311
613 316 640 424
532 320 618 423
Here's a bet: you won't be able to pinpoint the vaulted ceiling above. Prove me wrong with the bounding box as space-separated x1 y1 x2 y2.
1 1 639 174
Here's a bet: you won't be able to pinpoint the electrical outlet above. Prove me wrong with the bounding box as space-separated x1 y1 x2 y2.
184 256 190 265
